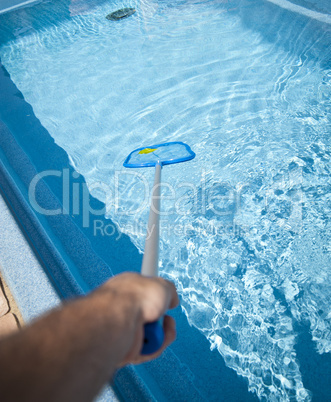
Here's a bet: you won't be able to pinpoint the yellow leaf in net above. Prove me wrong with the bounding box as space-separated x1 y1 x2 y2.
138 148 157 155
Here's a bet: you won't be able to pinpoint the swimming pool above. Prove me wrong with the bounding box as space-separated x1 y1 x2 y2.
0 0 330 400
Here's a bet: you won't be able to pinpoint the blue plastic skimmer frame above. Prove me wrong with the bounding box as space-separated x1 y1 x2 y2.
123 141 196 168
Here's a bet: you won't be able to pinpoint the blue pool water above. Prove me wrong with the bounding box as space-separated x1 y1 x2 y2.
0 0 330 400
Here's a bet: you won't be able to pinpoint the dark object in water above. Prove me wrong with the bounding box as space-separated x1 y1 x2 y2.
106 8 136 21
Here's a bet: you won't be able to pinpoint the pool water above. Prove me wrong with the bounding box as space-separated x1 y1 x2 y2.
0 0 330 400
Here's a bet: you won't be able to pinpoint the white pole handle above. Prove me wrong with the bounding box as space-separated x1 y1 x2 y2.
141 163 161 277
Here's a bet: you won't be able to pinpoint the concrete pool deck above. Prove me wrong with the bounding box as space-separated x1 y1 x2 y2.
0 194 61 323
0 193 119 401
0 272 119 402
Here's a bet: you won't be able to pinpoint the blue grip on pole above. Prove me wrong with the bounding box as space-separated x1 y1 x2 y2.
141 321 164 355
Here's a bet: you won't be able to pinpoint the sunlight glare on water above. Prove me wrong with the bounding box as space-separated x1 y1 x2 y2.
0 0 330 399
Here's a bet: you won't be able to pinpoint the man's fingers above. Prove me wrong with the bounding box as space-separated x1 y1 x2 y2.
162 315 176 346
141 315 176 358
127 315 177 365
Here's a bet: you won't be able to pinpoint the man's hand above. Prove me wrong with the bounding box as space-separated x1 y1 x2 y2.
0 272 179 402
95 272 179 366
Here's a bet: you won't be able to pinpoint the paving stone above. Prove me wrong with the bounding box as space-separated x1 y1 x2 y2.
0 285 9 317
0 313 19 339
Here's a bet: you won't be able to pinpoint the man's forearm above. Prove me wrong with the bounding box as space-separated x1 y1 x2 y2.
0 273 178 402
0 284 140 402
